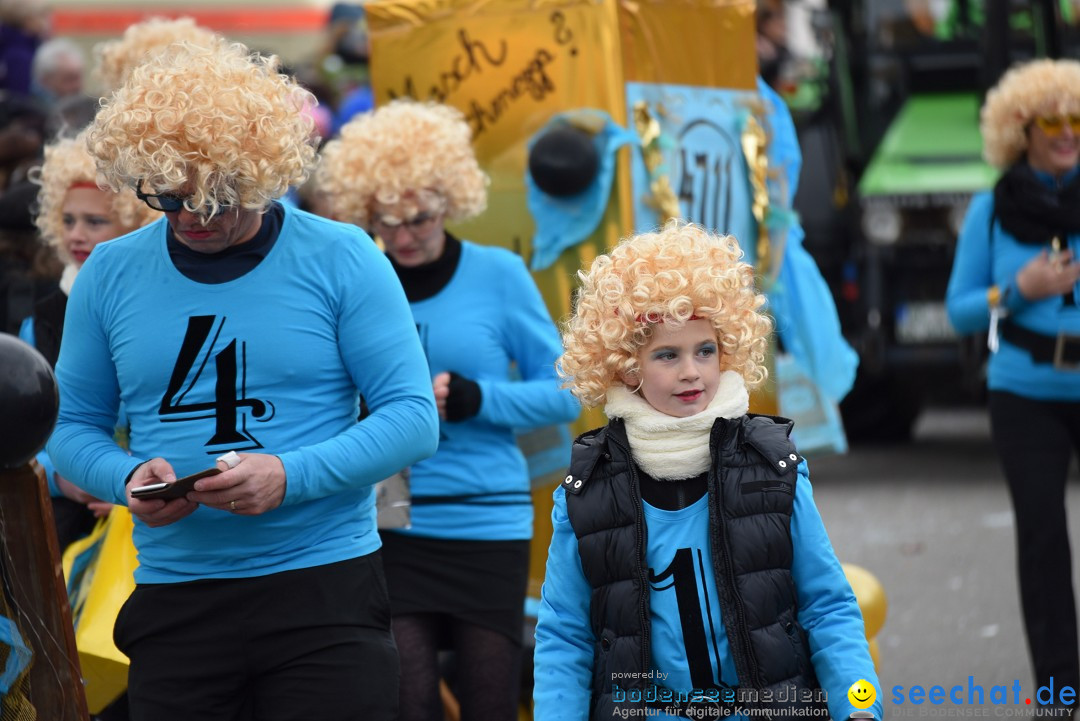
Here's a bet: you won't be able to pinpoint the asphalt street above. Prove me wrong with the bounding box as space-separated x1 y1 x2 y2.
807 407 1080 719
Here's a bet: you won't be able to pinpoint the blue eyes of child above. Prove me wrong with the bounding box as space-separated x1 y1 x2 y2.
653 345 716 361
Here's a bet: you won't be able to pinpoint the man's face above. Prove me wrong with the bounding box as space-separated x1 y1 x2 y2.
164 205 263 254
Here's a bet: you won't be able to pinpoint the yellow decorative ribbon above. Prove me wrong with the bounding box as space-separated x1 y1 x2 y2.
740 112 771 277
632 100 680 222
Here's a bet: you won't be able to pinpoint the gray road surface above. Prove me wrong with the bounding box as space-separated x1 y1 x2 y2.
808 407 1080 719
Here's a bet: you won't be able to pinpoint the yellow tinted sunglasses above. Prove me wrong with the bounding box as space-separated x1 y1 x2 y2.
1033 114 1080 137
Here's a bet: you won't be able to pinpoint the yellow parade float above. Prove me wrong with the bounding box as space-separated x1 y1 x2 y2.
362 0 885 712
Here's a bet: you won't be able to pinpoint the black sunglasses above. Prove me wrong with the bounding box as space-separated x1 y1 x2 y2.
135 181 190 212
135 181 232 216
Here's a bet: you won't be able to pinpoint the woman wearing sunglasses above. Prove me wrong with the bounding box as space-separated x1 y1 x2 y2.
318 100 580 721
947 59 1080 712
20 128 156 549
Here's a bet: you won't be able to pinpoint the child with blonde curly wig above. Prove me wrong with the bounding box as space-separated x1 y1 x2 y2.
49 37 438 721
535 221 881 721
948 59 1080 708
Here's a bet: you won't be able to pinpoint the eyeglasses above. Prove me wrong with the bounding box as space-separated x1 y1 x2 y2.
135 181 190 212
1033 115 1080 138
135 181 230 215
371 210 442 238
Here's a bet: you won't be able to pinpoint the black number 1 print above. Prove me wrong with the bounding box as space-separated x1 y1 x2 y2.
649 547 724 690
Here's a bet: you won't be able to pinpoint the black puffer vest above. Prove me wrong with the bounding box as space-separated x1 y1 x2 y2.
562 414 825 720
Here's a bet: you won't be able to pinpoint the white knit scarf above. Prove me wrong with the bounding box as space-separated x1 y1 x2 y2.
603 370 749 481
59 264 79 296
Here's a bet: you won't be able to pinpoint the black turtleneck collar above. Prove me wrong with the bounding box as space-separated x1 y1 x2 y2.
389 233 462 302
166 202 283 284
638 466 708 511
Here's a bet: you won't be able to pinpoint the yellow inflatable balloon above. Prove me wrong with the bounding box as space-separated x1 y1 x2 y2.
867 637 881 672
842 563 888 640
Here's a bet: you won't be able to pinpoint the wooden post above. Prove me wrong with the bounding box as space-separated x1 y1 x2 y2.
0 461 89 721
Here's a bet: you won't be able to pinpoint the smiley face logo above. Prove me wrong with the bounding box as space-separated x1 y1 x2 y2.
848 680 877 709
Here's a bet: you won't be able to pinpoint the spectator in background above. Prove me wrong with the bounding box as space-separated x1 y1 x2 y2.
31 37 85 104
0 0 50 97
93 16 219 94
320 2 374 135
43 93 100 141
756 0 791 92
0 180 57 335
0 93 47 189
318 99 580 721
947 58 1080 714
50 38 437 720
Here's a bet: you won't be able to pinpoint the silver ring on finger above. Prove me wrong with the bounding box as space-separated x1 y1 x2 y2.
230 500 237 511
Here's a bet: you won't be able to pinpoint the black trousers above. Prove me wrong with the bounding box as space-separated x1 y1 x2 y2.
989 391 1080 700
114 553 398 721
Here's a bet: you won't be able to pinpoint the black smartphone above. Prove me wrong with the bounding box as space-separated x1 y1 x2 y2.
130 467 222 501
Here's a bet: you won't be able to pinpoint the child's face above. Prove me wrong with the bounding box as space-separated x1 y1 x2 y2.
623 318 722 417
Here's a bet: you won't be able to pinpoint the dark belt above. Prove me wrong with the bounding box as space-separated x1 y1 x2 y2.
1000 320 1080 370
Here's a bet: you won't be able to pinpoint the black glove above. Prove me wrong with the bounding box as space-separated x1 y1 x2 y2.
445 372 482 422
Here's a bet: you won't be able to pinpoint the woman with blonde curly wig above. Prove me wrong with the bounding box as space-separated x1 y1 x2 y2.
17 129 153 577
22 128 156 366
49 38 438 721
535 222 882 721
947 59 1080 707
93 16 219 94
319 99 579 721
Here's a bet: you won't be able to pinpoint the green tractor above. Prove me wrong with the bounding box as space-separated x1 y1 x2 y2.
787 0 1078 439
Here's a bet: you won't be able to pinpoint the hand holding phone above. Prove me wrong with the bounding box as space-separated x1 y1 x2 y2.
131 467 222 501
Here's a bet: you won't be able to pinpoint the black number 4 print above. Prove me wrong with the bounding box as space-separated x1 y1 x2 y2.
159 315 274 452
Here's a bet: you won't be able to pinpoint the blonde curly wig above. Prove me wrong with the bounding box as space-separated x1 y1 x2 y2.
981 58 1080 169
30 130 157 264
559 222 772 407
94 17 220 94
87 38 317 216
317 100 488 228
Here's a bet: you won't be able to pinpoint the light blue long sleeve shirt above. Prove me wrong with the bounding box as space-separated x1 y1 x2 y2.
946 174 1080 401
47 207 439 582
397 241 580 540
534 458 882 721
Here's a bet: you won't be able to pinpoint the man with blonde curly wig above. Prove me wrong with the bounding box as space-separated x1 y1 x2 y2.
46 37 438 721
535 222 881 721
319 100 579 721
948 58 1080 711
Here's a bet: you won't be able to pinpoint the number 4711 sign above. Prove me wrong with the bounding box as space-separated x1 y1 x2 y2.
158 315 275 453
626 82 757 259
